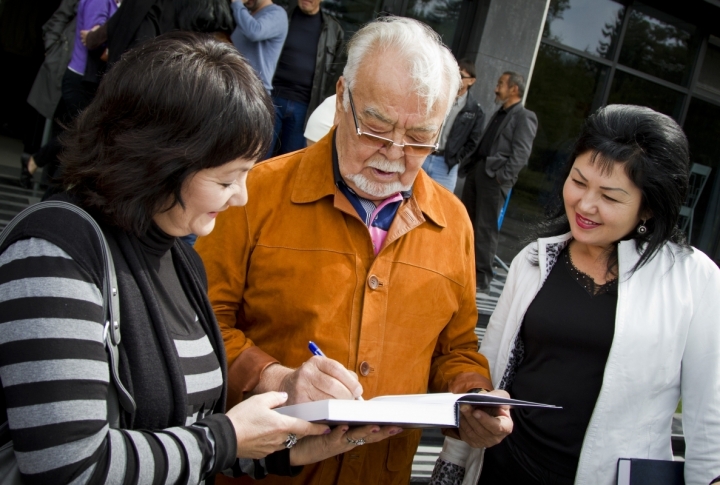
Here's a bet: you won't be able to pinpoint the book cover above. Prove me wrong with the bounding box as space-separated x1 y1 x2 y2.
616 458 684 485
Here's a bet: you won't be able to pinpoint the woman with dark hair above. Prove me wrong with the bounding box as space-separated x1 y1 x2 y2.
432 105 720 485
0 32 393 484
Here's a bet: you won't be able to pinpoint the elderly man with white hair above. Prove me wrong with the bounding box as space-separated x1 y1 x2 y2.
196 16 512 485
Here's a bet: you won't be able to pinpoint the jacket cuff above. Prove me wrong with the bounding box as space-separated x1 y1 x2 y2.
438 436 472 467
227 346 279 407
199 414 238 475
265 448 303 477
448 372 494 394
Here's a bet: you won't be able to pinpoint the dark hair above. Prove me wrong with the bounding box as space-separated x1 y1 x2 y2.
502 71 525 96
537 104 691 275
61 31 273 236
458 58 476 79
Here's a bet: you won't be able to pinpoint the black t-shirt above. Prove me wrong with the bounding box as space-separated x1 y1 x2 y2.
476 106 508 160
272 8 323 104
506 246 617 478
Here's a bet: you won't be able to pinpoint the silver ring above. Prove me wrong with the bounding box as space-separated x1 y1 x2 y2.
284 433 298 449
346 436 366 446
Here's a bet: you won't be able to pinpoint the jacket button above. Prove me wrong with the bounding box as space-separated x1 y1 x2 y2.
368 275 379 289
359 361 371 376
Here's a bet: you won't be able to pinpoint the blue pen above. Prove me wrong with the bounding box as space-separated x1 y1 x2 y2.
308 341 363 400
308 341 325 357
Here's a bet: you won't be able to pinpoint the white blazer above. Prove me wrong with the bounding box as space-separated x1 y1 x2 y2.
440 234 720 485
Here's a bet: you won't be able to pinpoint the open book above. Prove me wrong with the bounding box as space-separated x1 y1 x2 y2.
275 392 560 428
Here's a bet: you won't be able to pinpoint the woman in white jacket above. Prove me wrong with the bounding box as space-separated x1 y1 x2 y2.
432 105 720 485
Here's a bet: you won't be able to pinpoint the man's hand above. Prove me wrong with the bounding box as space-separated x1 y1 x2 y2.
458 389 513 448
258 357 363 405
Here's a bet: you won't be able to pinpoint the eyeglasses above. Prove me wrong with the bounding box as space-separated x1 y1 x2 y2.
347 89 439 157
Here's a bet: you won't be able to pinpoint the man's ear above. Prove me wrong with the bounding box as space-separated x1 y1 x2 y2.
335 77 346 120
336 76 345 101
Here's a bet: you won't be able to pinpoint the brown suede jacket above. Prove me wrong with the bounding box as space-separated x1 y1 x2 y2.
195 130 493 485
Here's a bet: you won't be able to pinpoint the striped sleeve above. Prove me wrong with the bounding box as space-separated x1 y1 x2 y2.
0 238 236 484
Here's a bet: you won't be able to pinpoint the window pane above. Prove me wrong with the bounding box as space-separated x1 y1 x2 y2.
618 4 699 86
682 98 720 265
543 0 625 59
607 70 685 121
403 0 463 47
697 42 720 97
321 0 384 36
496 44 610 262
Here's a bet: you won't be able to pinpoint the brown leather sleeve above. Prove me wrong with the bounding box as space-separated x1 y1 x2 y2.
448 371 494 394
226 345 279 407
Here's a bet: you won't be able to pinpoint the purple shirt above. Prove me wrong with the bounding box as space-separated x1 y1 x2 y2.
68 0 118 75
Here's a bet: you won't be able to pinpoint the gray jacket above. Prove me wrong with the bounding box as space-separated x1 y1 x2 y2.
461 101 538 186
26 0 78 119
294 7 343 126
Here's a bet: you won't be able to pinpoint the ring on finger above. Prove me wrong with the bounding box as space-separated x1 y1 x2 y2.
284 433 298 449
345 436 365 446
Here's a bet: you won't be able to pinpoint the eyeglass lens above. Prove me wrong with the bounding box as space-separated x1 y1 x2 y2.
348 89 437 156
357 132 434 156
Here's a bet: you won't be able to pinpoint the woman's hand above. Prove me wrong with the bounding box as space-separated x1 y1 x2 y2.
226 391 329 459
289 424 403 466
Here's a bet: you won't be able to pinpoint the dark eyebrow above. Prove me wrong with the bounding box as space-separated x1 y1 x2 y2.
573 168 630 195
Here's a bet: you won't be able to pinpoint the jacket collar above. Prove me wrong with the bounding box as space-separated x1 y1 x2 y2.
461 91 480 112
290 128 447 228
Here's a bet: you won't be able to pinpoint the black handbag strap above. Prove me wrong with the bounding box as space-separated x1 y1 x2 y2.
0 201 136 422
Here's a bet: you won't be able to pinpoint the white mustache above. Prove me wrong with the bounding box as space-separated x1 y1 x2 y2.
366 158 405 174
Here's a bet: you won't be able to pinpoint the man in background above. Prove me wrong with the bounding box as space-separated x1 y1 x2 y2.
269 0 343 156
421 58 484 192
459 71 537 292
231 0 288 92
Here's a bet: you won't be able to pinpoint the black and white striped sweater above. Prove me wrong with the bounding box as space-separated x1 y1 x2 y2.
0 203 298 484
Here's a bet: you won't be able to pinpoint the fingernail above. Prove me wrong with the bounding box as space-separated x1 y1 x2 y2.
389 428 401 435
323 428 332 434
279 392 288 399
341 426 349 432
372 428 379 433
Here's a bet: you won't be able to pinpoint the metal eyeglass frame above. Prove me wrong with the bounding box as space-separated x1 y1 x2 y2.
347 88 440 157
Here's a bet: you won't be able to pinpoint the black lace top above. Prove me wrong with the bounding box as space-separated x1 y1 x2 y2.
564 246 618 296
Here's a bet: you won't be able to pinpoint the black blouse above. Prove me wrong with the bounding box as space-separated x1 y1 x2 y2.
506 247 618 478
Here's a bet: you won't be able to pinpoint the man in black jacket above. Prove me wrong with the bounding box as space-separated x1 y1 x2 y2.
421 58 484 192
269 0 343 156
459 71 538 292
